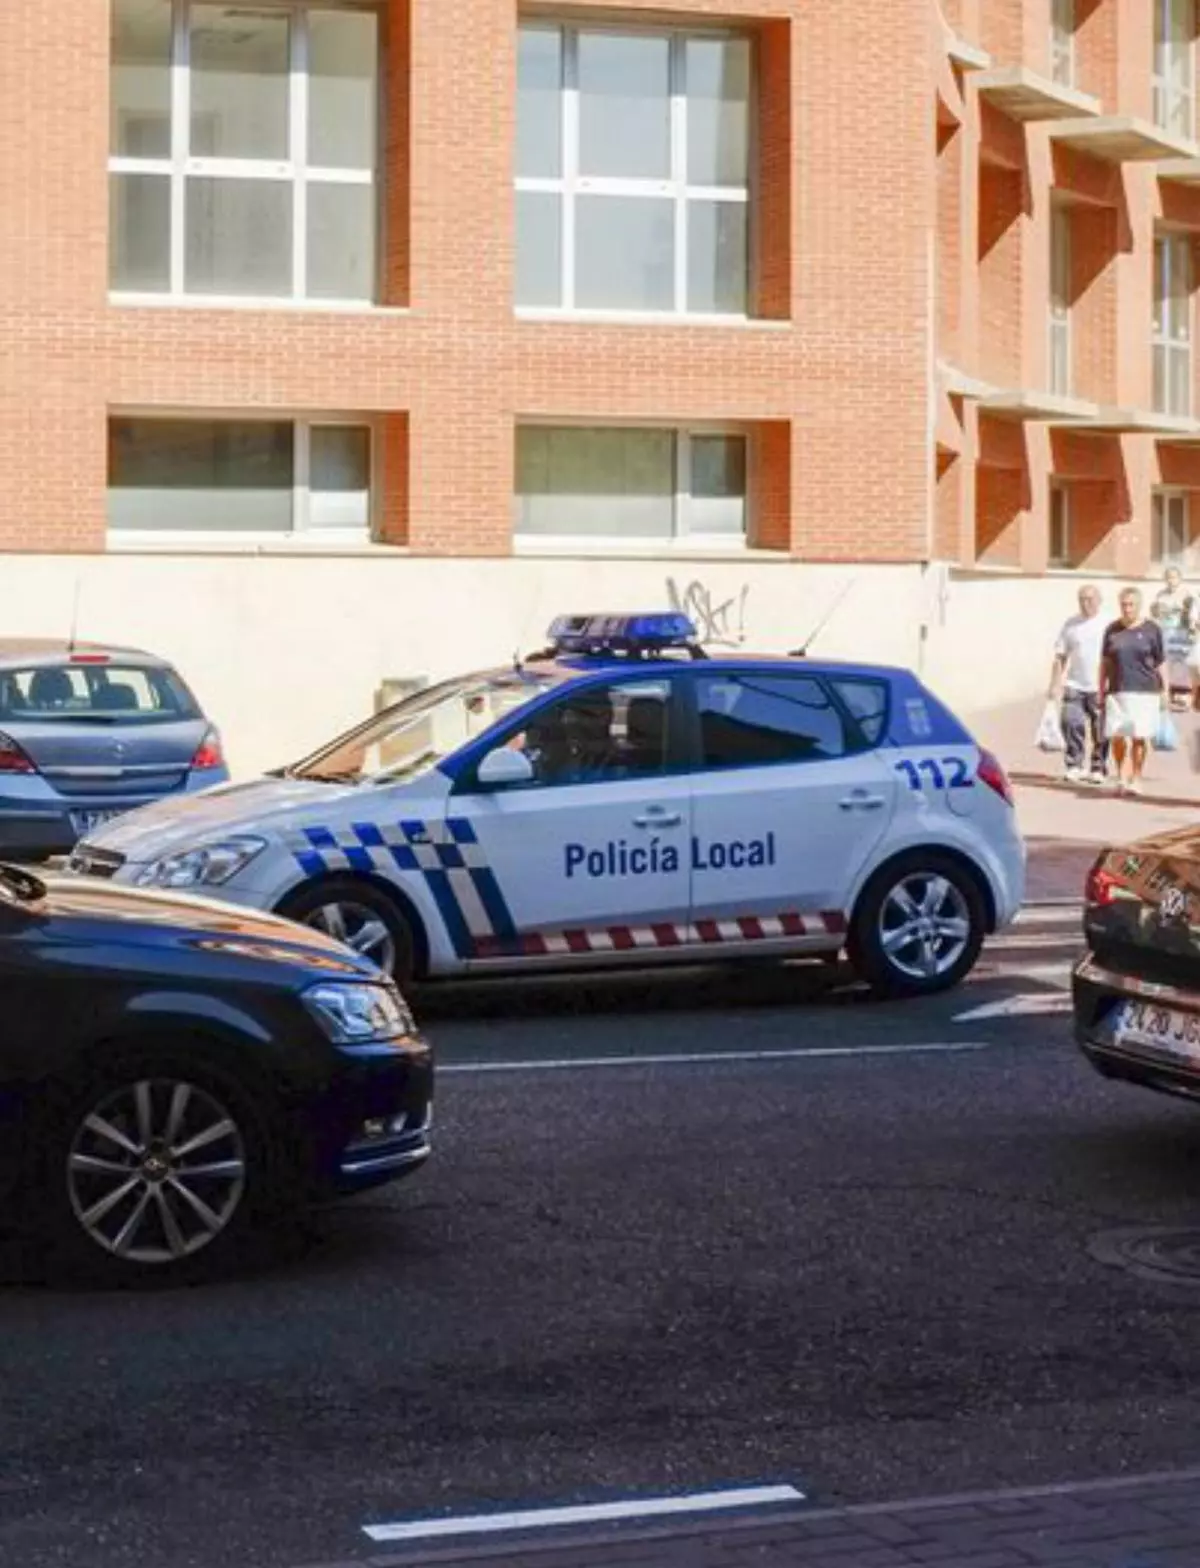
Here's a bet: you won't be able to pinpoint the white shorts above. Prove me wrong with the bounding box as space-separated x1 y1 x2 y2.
1106 692 1160 741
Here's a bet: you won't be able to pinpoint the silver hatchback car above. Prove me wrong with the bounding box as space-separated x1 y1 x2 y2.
0 639 228 861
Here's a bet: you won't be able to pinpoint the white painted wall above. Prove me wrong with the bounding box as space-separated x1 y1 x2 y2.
0 552 1147 775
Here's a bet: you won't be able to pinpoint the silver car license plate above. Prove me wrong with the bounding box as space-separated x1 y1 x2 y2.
1113 999 1200 1062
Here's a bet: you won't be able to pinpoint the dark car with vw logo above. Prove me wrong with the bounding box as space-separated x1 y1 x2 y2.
1074 828 1200 1101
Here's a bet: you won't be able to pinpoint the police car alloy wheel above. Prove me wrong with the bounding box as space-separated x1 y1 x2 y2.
278 877 414 982
848 852 986 998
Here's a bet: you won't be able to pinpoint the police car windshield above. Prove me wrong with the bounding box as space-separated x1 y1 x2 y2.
288 670 564 786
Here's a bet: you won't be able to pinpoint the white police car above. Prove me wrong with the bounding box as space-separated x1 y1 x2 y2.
67 613 1025 998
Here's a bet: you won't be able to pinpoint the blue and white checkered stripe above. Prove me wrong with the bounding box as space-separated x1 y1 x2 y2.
283 817 515 959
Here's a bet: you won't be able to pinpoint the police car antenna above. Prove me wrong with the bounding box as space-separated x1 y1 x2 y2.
790 577 857 658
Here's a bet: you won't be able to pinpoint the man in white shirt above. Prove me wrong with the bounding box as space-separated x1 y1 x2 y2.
1048 583 1107 784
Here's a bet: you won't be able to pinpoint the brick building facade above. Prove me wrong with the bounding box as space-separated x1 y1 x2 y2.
0 1 1197 766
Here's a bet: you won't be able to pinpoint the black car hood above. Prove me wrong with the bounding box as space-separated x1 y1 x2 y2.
19 875 377 980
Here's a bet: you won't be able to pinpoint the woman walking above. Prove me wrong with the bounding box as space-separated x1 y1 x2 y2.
1150 566 1195 711
1101 586 1166 796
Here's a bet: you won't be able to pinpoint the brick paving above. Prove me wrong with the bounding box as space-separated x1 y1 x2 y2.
340 1467 1200 1568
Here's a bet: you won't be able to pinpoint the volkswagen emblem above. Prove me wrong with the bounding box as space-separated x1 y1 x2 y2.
1161 886 1188 920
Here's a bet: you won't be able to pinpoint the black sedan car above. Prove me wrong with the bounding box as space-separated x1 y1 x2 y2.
1074 828 1200 1103
0 861 431 1284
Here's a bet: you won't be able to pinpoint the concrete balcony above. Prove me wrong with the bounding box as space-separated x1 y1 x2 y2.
945 32 990 73
1063 406 1200 435
1159 158 1200 186
975 66 1101 123
1046 116 1198 163
978 389 1099 422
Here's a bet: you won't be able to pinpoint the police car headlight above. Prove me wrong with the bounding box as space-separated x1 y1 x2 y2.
134 836 267 890
303 982 413 1044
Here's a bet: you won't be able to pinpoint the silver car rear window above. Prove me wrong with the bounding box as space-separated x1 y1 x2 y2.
0 663 199 722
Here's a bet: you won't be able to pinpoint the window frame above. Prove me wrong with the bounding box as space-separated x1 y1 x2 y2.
106 411 378 544
515 18 756 322
513 421 751 548
1049 201 1072 396
1153 230 1194 416
1153 0 1196 139
108 0 381 308
1153 486 1194 568
1050 0 1075 87
1048 480 1072 567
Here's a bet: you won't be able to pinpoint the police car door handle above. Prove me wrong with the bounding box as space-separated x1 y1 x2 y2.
633 807 682 828
839 790 885 811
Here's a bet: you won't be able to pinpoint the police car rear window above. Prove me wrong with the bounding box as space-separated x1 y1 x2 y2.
829 677 890 747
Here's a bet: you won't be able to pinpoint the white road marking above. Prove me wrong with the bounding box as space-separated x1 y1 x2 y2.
988 932 1082 951
441 1041 996 1074
363 1484 806 1543
976 962 1071 987
1014 906 1082 926
954 993 1073 1022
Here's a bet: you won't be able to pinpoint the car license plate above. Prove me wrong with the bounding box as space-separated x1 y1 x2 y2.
70 809 125 836
1113 999 1200 1061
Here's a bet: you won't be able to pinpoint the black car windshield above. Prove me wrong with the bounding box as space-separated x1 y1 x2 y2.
287 669 566 786
0 663 199 723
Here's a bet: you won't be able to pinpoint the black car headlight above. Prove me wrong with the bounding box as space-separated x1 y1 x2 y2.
303 981 415 1044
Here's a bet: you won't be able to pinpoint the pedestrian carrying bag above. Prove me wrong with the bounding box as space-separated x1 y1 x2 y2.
1035 700 1065 753
1154 712 1179 752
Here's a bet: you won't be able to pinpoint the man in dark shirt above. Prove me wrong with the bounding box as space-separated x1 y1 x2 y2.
1099 586 1166 796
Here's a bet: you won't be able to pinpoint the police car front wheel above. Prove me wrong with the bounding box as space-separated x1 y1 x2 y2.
849 853 986 998
278 879 414 983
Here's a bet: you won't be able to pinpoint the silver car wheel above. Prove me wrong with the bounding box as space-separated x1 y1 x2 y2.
877 872 972 981
304 899 397 972
67 1080 247 1265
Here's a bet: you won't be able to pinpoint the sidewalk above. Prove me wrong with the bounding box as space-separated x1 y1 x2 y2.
342 1465 1200 1568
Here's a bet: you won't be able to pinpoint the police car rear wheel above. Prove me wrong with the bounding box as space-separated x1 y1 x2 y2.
280 879 413 982
849 853 985 998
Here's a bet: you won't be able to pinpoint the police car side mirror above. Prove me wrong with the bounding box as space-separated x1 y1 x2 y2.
476 747 535 789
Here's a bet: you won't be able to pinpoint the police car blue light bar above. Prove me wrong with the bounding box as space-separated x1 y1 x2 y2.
546 612 699 656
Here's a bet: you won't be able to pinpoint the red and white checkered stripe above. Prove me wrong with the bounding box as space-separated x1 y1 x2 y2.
473 911 845 961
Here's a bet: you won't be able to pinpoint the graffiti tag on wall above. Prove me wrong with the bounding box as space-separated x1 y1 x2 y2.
666 578 750 647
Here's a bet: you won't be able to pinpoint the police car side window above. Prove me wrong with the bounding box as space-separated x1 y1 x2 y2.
488 679 672 789
829 677 889 747
697 674 847 769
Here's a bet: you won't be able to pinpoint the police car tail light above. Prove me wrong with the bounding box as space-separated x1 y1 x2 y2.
0 732 36 775
1085 861 1118 907
976 749 1013 806
191 729 225 771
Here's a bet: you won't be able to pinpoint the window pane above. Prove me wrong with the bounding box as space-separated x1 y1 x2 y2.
687 199 747 313
517 26 562 178
1171 347 1192 414
111 0 172 157
110 173 170 292
576 196 674 310
185 178 292 295
309 9 377 169
515 427 675 538
516 191 562 307
697 675 847 769
514 680 670 785
307 182 374 299
578 32 670 178
189 4 289 159
686 37 750 186
830 678 890 747
1154 343 1168 411
688 434 746 537
310 426 370 530
108 419 294 532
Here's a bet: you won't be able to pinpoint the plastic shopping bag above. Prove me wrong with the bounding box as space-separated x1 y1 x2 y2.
1154 712 1179 752
1035 700 1065 753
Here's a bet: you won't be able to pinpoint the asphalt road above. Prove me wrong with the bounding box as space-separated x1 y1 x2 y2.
6 911 1200 1568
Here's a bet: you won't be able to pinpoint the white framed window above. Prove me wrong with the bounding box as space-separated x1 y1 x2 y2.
109 0 379 304
1153 232 1193 415
1154 0 1195 139
1048 481 1071 566
1154 487 1194 567
1049 202 1072 395
514 426 748 543
107 415 375 540
1050 0 1075 86
516 22 752 317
